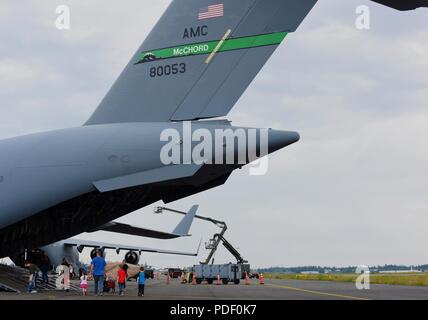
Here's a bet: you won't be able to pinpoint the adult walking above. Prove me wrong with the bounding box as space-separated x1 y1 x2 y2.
91 250 107 296
40 254 50 284
24 261 40 294
60 258 71 292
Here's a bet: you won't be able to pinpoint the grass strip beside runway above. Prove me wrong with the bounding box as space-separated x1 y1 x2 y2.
268 273 428 286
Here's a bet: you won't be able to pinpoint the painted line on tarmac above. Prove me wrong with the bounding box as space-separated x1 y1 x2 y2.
266 284 369 300
150 295 263 300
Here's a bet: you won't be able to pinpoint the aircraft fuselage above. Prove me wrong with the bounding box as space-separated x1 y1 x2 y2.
0 122 298 257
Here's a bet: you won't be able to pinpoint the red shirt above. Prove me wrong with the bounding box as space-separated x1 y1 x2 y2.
117 269 126 283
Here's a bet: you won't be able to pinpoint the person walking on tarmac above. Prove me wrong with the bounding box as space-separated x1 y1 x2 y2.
80 271 88 296
60 258 71 292
117 265 127 296
91 250 107 296
24 261 40 294
122 260 129 291
39 254 50 284
137 266 146 297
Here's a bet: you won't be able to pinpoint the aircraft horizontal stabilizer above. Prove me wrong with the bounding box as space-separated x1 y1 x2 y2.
93 164 202 193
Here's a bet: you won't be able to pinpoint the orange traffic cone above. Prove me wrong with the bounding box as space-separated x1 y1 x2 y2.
217 274 220 286
259 273 265 285
245 272 249 286
192 272 196 285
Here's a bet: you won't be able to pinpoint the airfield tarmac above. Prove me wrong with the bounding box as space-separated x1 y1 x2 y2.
1 278 428 300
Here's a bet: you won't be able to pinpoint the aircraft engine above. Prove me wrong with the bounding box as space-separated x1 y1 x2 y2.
124 251 140 265
90 248 105 260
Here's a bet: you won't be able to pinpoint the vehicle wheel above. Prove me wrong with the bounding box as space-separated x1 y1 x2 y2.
234 279 240 285
207 279 214 285
196 279 202 284
222 279 228 285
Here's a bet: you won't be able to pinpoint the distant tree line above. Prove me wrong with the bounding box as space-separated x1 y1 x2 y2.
258 264 428 274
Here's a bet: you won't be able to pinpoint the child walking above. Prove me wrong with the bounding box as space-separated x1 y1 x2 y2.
117 264 127 296
137 266 145 297
80 271 88 296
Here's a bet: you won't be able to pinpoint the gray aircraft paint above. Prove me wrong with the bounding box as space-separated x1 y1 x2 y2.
30 235 199 271
9 205 200 268
97 205 199 239
0 119 298 257
172 205 198 236
0 122 297 229
40 242 82 271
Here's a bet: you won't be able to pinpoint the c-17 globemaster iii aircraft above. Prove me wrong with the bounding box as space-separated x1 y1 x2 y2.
0 0 426 260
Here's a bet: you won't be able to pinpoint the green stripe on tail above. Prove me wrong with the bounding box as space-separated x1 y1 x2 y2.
135 32 288 64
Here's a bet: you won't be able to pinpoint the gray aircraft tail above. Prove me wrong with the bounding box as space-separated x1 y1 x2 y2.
94 205 198 239
85 0 317 125
172 205 198 236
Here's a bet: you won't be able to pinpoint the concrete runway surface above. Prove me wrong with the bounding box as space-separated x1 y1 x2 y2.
1 278 428 300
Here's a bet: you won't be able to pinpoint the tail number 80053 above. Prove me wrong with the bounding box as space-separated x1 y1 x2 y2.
150 63 186 78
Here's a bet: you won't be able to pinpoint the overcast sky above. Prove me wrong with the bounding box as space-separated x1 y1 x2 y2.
1 1 428 269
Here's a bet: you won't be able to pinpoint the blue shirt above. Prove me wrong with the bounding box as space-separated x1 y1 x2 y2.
91 256 106 276
138 272 145 284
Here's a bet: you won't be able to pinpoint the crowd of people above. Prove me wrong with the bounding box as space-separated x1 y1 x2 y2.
87 249 146 297
24 249 146 297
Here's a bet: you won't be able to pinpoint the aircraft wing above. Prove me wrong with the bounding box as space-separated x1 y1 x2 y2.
94 205 199 239
95 222 182 240
64 239 201 257
85 0 318 125
371 0 428 10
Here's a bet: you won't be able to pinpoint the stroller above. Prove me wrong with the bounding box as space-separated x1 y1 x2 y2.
103 277 116 293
